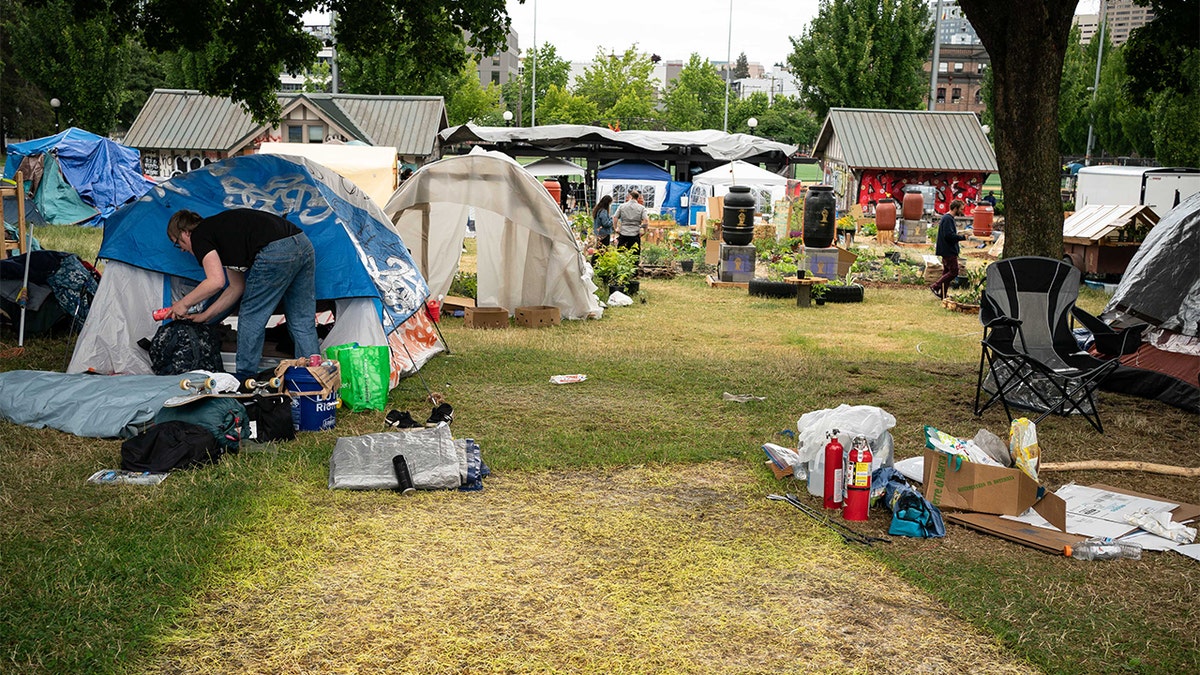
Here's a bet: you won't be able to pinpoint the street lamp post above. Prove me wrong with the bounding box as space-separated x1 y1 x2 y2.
50 98 60 132
503 110 514 127
747 117 758 136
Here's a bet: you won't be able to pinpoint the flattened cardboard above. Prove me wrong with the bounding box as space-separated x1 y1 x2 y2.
922 449 1067 531
947 485 1200 555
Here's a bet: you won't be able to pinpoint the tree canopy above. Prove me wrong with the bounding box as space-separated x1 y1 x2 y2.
787 0 932 119
573 46 657 129
500 42 571 126
660 54 728 131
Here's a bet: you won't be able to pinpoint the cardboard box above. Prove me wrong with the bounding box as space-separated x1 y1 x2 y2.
922 448 1067 531
705 238 721 265
804 246 858 280
464 306 509 329
442 295 476 310
707 196 724 222
514 305 561 328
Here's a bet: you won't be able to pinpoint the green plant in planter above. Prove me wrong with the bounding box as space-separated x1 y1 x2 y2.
861 221 878 236
811 283 828 302
571 212 592 240
766 260 798 281
592 246 638 288
949 263 988 306
640 243 671 266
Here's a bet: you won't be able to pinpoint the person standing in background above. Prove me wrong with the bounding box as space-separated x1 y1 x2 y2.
930 199 967 299
614 190 648 251
592 195 614 247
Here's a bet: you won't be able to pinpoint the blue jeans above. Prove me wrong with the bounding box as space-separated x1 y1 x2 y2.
235 233 319 380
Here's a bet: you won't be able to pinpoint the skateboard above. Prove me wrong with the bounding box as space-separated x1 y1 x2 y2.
161 376 285 408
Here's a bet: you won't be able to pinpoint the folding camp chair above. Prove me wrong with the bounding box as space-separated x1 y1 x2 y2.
974 257 1120 432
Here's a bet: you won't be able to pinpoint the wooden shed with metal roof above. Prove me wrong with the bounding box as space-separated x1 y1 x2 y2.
123 89 447 180
812 108 997 216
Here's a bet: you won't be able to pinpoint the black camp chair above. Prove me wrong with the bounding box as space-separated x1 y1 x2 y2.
974 257 1120 433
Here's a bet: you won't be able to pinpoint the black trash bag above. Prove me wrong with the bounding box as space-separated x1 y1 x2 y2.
120 420 222 472
148 321 224 375
244 394 296 442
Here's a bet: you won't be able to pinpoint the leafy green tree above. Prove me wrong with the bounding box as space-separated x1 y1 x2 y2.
8 0 131 134
445 61 503 126
303 61 332 94
117 41 168 131
732 52 750 79
958 1 1077 259
1058 26 1093 155
574 46 656 129
536 85 600 125
1123 0 1199 165
337 29 467 96
787 0 933 119
660 54 727 131
499 42 570 125
753 96 820 148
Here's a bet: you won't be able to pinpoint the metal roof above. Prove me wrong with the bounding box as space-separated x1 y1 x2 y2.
1063 204 1159 243
123 90 446 156
813 108 997 173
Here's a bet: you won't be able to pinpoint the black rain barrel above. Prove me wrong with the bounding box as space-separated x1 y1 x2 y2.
802 185 836 248
722 185 756 246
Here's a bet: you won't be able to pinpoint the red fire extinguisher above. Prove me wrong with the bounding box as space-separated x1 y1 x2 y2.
843 435 873 521
823 430 844 510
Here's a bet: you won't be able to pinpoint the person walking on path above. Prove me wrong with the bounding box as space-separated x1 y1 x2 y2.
614 190 648 251
592 195 614 247
166 208 320 382
931 199 967 299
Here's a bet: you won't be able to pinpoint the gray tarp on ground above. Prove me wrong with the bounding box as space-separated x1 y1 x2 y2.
0 370 189 438
329 425 461 490
439 124 798 163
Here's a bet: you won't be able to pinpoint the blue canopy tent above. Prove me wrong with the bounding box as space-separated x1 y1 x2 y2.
3 127 156 227
68 154 440 382
596 160 673 213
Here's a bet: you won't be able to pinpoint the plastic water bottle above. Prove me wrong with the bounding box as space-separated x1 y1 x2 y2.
1064 538 1143 561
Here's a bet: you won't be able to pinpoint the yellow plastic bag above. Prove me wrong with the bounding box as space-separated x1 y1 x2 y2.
1009 418 1040 481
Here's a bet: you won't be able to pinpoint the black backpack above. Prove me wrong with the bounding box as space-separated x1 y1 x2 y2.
120 420 222 472
148 321 224 375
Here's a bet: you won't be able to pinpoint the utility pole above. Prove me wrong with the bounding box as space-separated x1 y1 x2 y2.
723 0 733 132
1084 0 1108 166
928 0 942 110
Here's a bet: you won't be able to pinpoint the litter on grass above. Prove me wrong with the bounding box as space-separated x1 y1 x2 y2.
723 392 765 402
550 374 587 384
87 469 168 485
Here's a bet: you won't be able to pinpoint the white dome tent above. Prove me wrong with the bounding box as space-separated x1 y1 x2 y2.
383 148 602 320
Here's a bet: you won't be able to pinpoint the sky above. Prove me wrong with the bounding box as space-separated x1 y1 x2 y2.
503 0 822 71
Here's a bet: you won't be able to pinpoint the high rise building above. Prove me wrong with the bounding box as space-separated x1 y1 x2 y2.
1073 1 1156 46
467 29 522 88
925 1 990 114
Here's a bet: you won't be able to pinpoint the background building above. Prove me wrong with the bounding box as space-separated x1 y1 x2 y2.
924 1 990 115
1073 1 1156 46
468 29 522 87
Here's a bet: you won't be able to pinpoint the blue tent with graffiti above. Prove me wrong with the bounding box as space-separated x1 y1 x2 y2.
68 154 441 383
3 127 157 227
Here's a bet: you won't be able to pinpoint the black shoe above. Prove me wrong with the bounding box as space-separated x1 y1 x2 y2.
930 287 943 300
385 410 422 429
426 402 454 426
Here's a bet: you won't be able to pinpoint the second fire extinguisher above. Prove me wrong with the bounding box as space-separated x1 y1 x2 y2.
843 435 873 521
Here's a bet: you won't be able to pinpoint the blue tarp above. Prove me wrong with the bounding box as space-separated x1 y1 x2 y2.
662 180 692 225
0 371 192 438
100 154 428 335
598 160 672 181
3 127 156 227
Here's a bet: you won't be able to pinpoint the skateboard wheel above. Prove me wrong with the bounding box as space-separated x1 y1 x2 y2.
180 378 192 390
269 377 281 389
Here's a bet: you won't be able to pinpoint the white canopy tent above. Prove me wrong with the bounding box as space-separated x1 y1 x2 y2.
690 160 789 212
383 148 602 320
258 142 397 207
522 157 585 177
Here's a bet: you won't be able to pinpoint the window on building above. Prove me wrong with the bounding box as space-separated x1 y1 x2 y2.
977 63 984 73
308 125 325 143
938 62 948 73
937 88 946 103
287 125 303 143
954 62 964 72
491 71 500 84
975 89 983 104
952 88 962 103
492 56 500 67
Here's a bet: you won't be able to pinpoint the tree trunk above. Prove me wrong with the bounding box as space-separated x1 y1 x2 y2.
959 1 1078 259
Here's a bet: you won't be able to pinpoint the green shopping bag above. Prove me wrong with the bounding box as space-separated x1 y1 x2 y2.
325 343 390 412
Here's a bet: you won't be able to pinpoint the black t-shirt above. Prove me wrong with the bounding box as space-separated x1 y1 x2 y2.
190 209 301 270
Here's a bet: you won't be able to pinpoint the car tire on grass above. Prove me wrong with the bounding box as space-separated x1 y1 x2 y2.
825 284 865 303
748 279 797 299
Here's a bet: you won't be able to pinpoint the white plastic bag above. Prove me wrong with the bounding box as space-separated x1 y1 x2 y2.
607 291 633 306
795 405 896 498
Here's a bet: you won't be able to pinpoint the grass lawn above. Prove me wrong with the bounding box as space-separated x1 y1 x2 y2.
1 227 1197 674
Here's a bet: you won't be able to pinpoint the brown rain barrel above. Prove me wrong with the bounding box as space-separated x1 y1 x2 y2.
875 199 897 231
543 179 562 206
972 204 994 238
901 189 924 220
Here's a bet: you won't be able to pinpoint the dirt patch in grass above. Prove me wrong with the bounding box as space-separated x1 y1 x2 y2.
140 461 1035 675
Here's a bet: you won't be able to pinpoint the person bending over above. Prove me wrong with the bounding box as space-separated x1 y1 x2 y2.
167 208 320 381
